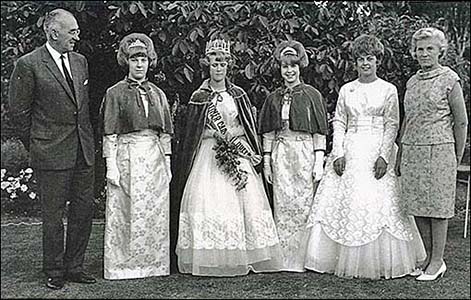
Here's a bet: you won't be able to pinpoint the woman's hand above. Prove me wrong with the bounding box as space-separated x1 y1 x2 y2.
374 156 387 179
263 154 273 184
333 157 345 176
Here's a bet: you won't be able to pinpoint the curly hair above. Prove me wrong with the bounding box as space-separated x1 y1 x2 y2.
199 51 234 79
352 34 384 62
116 33 158 68
410 27 448 59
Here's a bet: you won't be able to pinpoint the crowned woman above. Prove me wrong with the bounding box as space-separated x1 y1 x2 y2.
174 38 282 276
101 33 173 279
258 40 328 272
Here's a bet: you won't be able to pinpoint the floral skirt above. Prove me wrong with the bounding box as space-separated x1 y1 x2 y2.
400 143 457 218
104 131 170 280
176 137 282 276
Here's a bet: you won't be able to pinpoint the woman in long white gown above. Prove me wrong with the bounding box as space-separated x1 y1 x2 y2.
175 39 282 276
304 34 426 279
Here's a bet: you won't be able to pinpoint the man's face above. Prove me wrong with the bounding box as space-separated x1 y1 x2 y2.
53 15 80 53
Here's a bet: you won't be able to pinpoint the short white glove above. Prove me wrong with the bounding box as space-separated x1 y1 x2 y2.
312 151 325 182
263 154 272 184
106 157 120 186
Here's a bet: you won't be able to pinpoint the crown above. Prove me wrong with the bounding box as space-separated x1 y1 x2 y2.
129 39 147 49
205 39 230 55
280 46 298 56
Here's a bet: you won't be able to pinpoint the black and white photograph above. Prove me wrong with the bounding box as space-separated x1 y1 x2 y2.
1 1 469 299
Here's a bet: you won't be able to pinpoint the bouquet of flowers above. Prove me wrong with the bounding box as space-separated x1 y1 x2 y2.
212 132 248 191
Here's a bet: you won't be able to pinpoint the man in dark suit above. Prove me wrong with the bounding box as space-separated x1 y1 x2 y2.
8 8 96 290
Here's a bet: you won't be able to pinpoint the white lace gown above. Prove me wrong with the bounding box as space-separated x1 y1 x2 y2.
304 79 426 279
176 92 283 276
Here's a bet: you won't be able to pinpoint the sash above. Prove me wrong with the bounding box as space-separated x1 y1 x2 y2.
206 100 262 166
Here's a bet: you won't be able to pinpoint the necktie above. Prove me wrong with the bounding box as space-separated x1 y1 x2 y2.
60 54 75 98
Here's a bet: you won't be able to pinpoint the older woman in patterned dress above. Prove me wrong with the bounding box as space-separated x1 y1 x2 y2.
395 27 468 281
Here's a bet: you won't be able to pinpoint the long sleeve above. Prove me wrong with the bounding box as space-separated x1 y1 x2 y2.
331 88 347 159
448 81 468 164
379 87 400 163
262 131 275 153
160 133 172 155
8 58 34 151
313 133 326 151
103 134 117 158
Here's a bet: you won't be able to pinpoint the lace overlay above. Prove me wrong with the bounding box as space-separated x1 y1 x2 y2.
176 92 282 276
304 79 426 278
104 130 170 279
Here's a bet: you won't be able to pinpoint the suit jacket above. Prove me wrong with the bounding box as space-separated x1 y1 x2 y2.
8 44 95 170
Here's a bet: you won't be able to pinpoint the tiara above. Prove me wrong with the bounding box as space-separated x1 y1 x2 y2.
129 39 147 49
205 39 230 55
280 46 298 56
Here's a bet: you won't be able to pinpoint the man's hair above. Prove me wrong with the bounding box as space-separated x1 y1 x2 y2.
43 8 75 38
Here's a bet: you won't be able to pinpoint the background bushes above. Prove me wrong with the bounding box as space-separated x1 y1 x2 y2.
1 1 470 217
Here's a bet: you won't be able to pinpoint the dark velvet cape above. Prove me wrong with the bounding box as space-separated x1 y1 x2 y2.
100 77 173 136
258 83 328 135
174 79 263 200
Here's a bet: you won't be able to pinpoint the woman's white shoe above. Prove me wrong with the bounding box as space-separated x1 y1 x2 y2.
416 262 446 281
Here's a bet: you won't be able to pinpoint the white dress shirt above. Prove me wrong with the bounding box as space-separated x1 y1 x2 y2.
45 42 73 80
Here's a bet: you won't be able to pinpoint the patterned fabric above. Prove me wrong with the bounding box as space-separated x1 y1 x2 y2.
401 143 457 218
401 66 460 145
270 126 317 272
104 130 170 279
176 92 282 276
304 78 425 279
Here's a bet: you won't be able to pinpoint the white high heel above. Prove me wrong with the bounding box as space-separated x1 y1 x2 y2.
416 262 447 281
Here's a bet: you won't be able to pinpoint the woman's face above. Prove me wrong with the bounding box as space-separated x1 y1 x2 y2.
209 55 228 83
415 37 441 71
355 54 378 80
128 56 149 82
281 62 300 87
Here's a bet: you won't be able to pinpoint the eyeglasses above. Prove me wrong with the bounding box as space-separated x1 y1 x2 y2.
68 29 81 36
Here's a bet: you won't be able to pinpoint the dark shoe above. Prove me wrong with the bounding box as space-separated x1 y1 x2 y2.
46 277 64 290
65 271 96 284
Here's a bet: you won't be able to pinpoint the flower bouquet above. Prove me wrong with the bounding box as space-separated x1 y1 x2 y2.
212 132 248 191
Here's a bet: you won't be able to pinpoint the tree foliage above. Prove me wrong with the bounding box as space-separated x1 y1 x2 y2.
1 1 470 204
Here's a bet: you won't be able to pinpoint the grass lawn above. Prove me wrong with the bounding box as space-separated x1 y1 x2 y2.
1 182 470 299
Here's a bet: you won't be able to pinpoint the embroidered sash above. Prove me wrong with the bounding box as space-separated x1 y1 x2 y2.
206 100 262 166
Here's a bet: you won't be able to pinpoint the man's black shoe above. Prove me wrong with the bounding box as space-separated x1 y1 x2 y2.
46 277 64 290
65 272 96 284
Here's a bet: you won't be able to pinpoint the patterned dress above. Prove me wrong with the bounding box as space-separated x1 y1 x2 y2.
304 78 426 279
176 91 282 276
101 79 173 279
400 66 460 218
262 84 327 272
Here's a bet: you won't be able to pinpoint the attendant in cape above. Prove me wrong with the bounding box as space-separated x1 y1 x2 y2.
304 34 426 279
258 40 328 272
395 28 468 281
175 38 282 276
100 33 173 279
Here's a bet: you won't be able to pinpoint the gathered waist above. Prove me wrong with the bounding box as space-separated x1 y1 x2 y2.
347 116 384 133
118 129 161 144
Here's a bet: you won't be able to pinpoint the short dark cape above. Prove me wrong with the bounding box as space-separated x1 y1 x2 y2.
100 77 173 136
174 79 263 200
258 83 328 135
